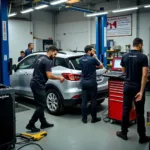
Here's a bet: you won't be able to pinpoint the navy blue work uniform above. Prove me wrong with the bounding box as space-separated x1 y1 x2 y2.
18 56 23 62
29 55 53 124
25 49 32 57
121 50 148 138
79 54 100 120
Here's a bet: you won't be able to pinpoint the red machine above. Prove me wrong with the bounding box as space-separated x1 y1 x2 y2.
107 57 136 123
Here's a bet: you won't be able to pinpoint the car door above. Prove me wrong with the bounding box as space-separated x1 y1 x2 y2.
11 55 37 96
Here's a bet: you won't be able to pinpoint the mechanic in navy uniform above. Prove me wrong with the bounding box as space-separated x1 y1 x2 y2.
79 45 103 124
117 38 150 144
26 46 64 132
18 51 25 62
25 43 34 57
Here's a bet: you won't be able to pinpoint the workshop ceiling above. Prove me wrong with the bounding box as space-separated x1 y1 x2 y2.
9 0 107 6
7 0 106 12
8 0 150 12
8 0 111 10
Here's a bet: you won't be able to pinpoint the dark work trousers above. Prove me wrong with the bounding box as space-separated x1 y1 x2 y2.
81 80 97 120
30 81 46 124
121 85 146 138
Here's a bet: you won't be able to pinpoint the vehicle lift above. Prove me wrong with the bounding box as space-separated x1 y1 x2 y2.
96 15 107 67
0 1 48 150
0 0 10 86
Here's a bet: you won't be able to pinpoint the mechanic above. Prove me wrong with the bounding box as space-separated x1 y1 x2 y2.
26 46 64 132
25 43 34 56
116 38 150 144
18 50 25 62
79 45 103 124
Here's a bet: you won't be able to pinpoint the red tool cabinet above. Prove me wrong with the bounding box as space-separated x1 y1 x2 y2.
108 78 136 123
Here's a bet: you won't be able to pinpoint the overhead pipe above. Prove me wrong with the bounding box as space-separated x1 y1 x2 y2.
64 6 95 13
24 0 49 5
24 0 95 13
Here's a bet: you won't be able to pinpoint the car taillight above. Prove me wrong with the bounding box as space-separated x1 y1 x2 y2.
62 73 81 81
72 95 81 99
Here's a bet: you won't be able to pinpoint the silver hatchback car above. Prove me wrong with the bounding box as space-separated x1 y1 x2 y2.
11 51 108 115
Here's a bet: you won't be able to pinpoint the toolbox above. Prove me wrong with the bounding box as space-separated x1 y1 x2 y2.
108 79 136 123
0 84 16 150
103 57 136 124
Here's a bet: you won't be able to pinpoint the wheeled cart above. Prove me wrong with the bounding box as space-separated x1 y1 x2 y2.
108 77 136 124
0 84 16 150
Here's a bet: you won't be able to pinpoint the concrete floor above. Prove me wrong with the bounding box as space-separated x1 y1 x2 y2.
14 93 150 150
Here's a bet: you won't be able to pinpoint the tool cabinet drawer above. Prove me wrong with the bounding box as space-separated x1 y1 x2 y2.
109 80 124 85
109 87 123 92
109 100 123 121
109 81 124 87
109 91 123 97
109 96 123 102
109 83 124 88
109 100 136 122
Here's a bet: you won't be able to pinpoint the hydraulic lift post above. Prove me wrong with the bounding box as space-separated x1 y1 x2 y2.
96 15 107 67
0 0 10 86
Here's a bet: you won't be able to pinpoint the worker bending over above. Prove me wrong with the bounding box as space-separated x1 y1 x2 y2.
79 45 103 124
26 46 64 132
116 38 150 143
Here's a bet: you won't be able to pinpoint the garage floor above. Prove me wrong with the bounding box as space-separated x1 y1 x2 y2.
15 93 150 150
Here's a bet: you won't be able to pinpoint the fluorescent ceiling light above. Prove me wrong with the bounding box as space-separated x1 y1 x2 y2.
21 8 34 14
8 13 17 17
112 7 138 13
86 11 108 17
50 0 67 5
144 5 150 8
35 4 49 10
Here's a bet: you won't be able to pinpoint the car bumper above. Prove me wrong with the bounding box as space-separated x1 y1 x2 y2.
63 89 108 107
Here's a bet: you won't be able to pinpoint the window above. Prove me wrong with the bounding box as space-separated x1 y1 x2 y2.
32 54 45 68
54 57 68 68
68 56 82 70
18 55 37 69
68 56 100 70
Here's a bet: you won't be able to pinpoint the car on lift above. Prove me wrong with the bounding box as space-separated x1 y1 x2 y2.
10 51 108 115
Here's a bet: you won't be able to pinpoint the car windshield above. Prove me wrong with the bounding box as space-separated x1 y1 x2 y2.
68 56 82 70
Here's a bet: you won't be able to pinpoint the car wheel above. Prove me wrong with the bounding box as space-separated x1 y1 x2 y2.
97 99 105 104
46 89 64 115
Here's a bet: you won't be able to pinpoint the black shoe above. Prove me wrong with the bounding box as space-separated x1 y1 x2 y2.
82 118 87 124
26 123 40 132
116 131 128 140
91 117 101 123
139 136 150 144
41 122 54 129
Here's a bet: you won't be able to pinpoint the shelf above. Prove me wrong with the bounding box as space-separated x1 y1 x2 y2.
107 64 112 67
107 50 115 53
107 49 120 53
107 57 113 60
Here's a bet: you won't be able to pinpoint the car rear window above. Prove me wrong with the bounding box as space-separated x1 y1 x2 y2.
68 56 82 70
68 56 101 70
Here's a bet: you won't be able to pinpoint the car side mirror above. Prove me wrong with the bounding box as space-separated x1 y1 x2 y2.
12 64 17 72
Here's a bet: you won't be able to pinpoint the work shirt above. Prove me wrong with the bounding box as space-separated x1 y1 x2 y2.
18 56 24 62
25 49 32 56
31 55 53 89
79 54 100 83
121 50 148 89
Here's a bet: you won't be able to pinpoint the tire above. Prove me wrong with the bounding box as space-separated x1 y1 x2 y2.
46 89 64 115
97 99 105 104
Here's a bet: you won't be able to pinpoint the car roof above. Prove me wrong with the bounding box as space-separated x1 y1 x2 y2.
30 51 85 58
